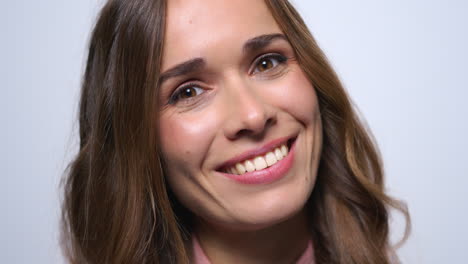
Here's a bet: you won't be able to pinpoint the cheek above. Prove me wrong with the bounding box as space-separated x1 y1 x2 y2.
158 111 222 220
274 67 320 123
159 111 218 173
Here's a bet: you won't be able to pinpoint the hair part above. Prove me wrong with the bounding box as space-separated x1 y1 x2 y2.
62 0 410 263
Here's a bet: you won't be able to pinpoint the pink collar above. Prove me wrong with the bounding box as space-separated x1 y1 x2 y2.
192 234 315 264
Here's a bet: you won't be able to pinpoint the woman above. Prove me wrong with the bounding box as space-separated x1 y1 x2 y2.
62 0 410 263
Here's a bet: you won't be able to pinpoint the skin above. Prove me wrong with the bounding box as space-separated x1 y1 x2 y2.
158 0 323 263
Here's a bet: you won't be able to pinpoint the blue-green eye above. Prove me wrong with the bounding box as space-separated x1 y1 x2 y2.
252 54 288 74
169 84 204 104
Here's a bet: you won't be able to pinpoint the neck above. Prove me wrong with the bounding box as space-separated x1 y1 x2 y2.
194 210 310 264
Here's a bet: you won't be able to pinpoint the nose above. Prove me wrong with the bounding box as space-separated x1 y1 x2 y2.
222 79 276 140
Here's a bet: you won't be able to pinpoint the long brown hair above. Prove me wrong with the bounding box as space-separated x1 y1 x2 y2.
61 0 410 263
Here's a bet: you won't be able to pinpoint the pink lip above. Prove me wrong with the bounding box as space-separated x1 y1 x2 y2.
217 136 294 171
218 138 296 184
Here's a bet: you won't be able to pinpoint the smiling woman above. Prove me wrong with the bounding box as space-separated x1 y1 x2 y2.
62 0 410 263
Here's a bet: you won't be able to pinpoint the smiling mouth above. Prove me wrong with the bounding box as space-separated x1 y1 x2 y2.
219 137 295 175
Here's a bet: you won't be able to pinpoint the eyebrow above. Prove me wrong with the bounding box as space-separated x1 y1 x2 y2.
159 33 287 83
159 58 205 83
242 33 287 54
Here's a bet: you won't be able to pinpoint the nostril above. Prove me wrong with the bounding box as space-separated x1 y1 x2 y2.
235 128 258 138
234 116 276 138
235 129 247 138
265 117 276 128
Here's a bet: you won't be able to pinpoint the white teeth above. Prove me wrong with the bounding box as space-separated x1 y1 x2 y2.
281 145 288 156
245 160 255 172
253 156 267 170
265 152 277 166
226 144 289 175
235 163 246 174
274 148 283 160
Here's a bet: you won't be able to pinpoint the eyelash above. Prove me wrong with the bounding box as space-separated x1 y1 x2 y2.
168 53 289 105
168 82 202 105
250 53 288 74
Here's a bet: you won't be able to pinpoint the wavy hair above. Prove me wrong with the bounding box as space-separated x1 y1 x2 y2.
61 0 410 263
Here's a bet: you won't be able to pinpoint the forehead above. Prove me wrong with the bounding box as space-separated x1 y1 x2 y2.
162 0 282 70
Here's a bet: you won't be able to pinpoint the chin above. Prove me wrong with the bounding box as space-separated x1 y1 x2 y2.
213 183 313 232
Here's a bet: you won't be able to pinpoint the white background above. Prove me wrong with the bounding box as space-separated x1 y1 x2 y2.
2 0 467 263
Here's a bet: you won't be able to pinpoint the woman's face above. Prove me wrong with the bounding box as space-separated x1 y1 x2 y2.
158 0 322 231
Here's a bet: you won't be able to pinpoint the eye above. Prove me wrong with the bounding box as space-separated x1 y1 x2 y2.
169 83 205 104
252 53 288 74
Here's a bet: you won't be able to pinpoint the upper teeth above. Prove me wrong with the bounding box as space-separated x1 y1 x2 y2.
226 144 289 175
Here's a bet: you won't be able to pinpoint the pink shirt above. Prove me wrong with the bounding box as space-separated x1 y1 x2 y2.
192 235 315 264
